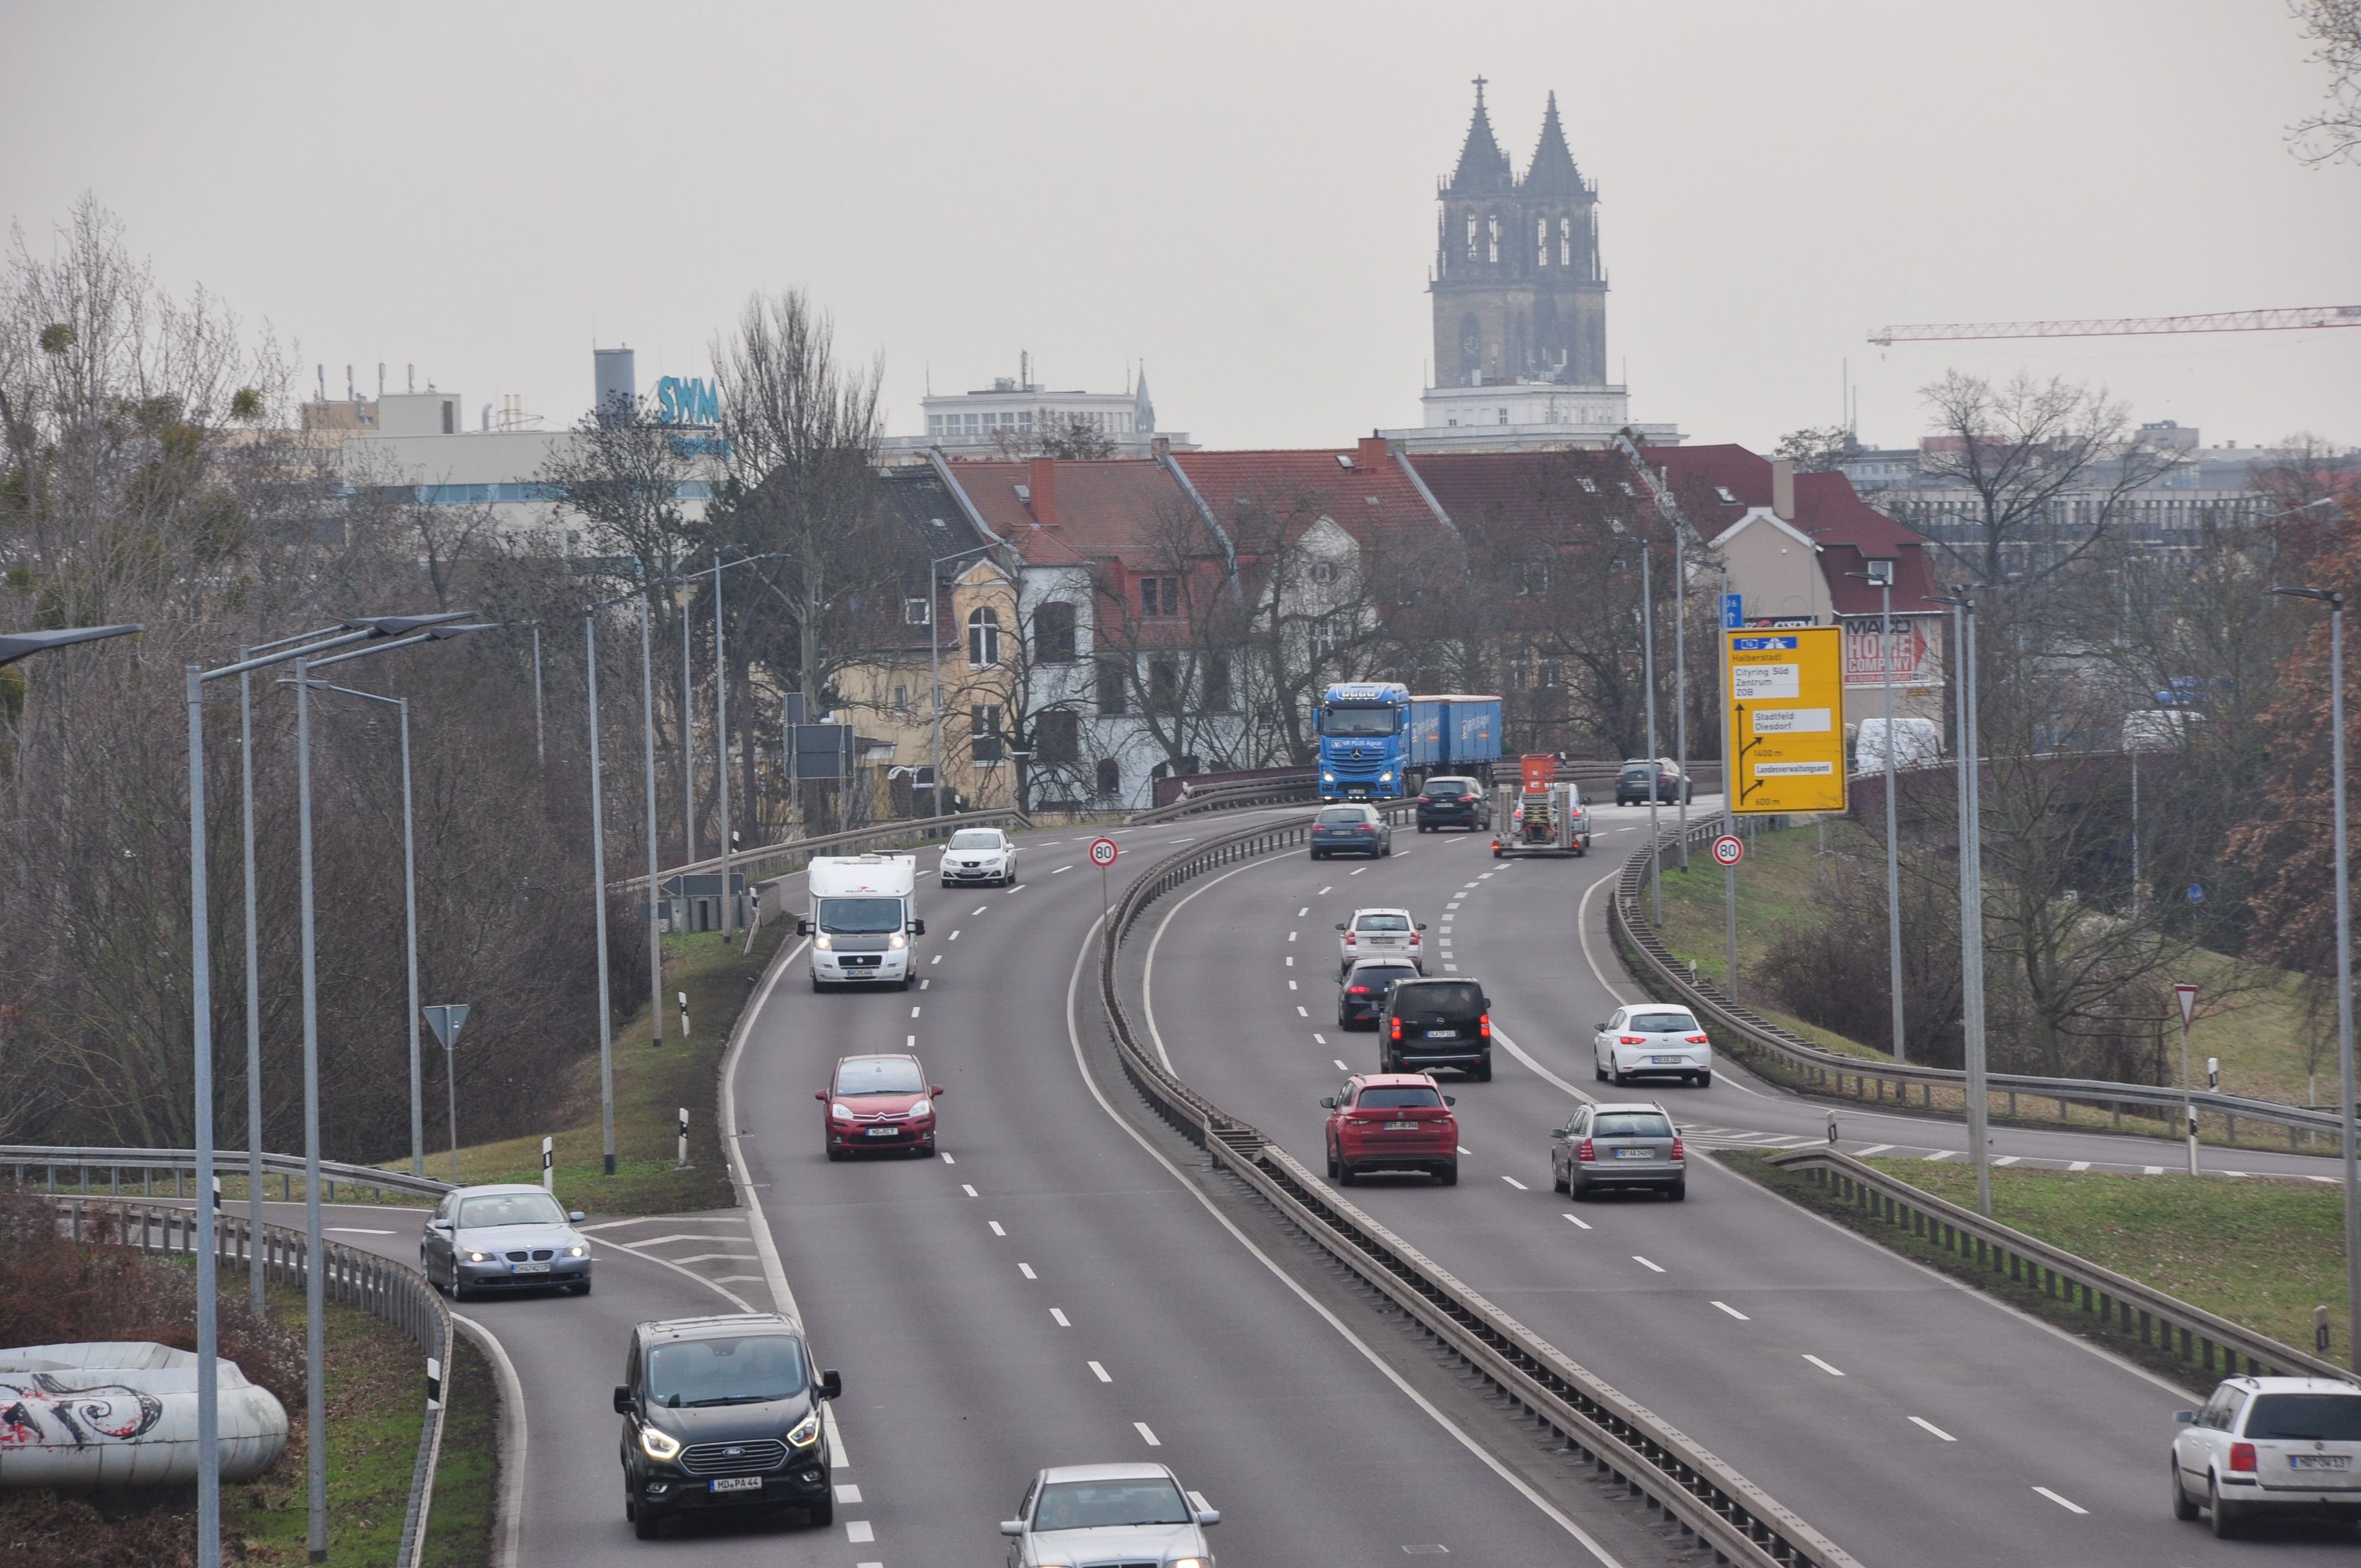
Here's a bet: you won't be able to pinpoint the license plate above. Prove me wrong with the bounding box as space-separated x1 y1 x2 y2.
1652 1055 1683 1064
1384 1120 1418 1131
710 1476 764 1493
509 1261 550 1274
1427 1029 1459 1039
864 1125 899 1137
1613 1148 1652 1160
2293 1455 2353 1471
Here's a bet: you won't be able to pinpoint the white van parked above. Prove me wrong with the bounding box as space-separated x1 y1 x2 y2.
799 855 923 991
1855 716 1943 772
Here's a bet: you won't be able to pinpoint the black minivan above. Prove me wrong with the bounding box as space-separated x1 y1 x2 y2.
1376 978 1493 1080
616 1314 842 1539
1415 775 1493 833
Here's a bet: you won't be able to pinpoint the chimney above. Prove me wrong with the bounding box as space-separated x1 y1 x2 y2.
1771 459 1796 522
1356 436 1391 470
1149 436 1170 460
1027 457 1059 525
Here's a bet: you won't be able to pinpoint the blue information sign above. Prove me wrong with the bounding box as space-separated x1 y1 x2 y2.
2187 885 2205 903
1722 593 1744 630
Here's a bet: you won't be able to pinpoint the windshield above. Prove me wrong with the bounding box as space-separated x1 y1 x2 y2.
1620 765 1654 780
947 830 1002 850
1395 982 1482 1014
1595 1114 1675 1138
646 1334 808 1408
1034 1477 1191 1531
2245 1394 2361 1441
836 1058 926 1095
818 897 904 934
456 1192 568 1229
1346 964 1415 989
1320 704 1399 737
1353 915 1410 932
1358 1086 1444 1109
1316 807 1373 825
1630 1013 1698 1034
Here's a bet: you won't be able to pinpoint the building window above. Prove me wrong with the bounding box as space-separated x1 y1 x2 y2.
1312 616 1342 657
1561 216 1572 268
1139 576 1180 618
1577 476 1598 494
1541 657 1564 688
1538 217 1549 266
1203 657 1234 713
966 607 1002 667
892 683 908 713
1309 560 1337 585
1034 600 1077 663
1096 657 1127 715
970 703 1003 762
1487 212 1499 263
1149 659 1182 713
1035 708 1080 766
1466 213 1477 259
1498 408 1509 425
1095 758 1121 798
1515 560 1552 595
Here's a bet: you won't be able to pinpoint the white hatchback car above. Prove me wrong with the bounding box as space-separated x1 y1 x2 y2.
1000 1461 1219 1567
939 827 1016 888
2173 1376 2361 1536
1336 906 1425 978
1592 1004 1713 1088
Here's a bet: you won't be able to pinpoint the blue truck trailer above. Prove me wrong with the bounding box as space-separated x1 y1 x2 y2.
1316 683 1503 799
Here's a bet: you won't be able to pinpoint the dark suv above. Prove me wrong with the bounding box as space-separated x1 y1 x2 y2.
614 1314 842 1540
1614 758 1691 806
1415 775 1492 833
1376 978 1493 1080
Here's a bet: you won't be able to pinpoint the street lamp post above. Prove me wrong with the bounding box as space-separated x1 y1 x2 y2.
1640 545 1662 925
640 593 664 1044
930 544 996 821
1930 590 1990 1216
1673 531 1689 872
583 599 626 1176
704 550 788 934
1850 565 1907 1065
2273 584 2354 1366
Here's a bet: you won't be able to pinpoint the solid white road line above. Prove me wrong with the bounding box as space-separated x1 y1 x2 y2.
1632 1256 1665 1274
1135 1421 1162 1446
1050 1308 1071 1326
1019 1263 1036 1279
1909 1416 1956 1442
988 1220 1006 1236
1563 1213 1592 1230
451 1314 525 1568
2144 1165 2164 1174
1993 1155 2020 1167
2032 1486 2087 1515
1803 1354 1846 1376
1090 1361 1112 1382
1710 1301 1748 1320
326 1226 394 1235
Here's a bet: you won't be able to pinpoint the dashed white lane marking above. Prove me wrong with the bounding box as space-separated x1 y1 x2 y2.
1909 1416 1957 1442
2032 1486 2087 1515
906 1035 915 1047
972 905 988 915
1502 1176 1528 1190
327 1226 394 1235
1350 866 1366 875
1050 1308 1071 1327
910 1005 921 1017
1288 930 1297 941
1803 1354 1846 1377
1457 1145 1471 1154
1853 1144 1894 1157
1297 1005 1309 1016
961 1184 977 1197
1313 1033 1327 1045
949 930 961 941
1134 1421 1162 1446
1922 1150 1955 1161
1479 872 1496 879
1444 964 1460 972
931 953 943 964
988 1221 1006 1236
1461 882 1479 890
1089 1361 1112 1382
1632 1256 1665 1274
1297 906 1309 917
1993 1155 2020 1167
1286 955 1294 966
1188 1490 1214 1515
1053 864 1072 873
1562 1213 1591 1230
1711 1301 1748 1320
919 978 930 990
1010 883 1026 893
847 1521 874 1543
2143 1165 2164 1174
835 1482 863 1503
2068 1161 2091 1171
1019 1263 1036 1279
1317 885 1332 895
1335 1059 1351 1071
1289 980 1298 990
940 1152 956 1164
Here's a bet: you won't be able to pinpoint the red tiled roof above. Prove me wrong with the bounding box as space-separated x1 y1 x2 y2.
1401 447 1641 534
937 457 1196 568
1170 440 1448 553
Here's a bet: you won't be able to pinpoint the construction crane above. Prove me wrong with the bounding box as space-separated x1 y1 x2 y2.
1868 305 2361 346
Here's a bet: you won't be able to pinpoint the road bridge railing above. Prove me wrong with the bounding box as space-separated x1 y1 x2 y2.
617 807 1036 896
1126 773 1317 824
1097 808 1860 1568
1765 1146 2349 1388
1611 821 2347 1148
4 1144 452 1203
45 1194 455 1568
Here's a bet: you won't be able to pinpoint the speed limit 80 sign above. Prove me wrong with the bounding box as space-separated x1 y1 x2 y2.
1089 837 1119 867
1711 834 1745 867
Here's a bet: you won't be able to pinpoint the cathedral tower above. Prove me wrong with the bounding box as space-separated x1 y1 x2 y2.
1430 83 1607 391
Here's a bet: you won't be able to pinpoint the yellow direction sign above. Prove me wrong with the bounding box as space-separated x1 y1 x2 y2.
1726 627 1847 814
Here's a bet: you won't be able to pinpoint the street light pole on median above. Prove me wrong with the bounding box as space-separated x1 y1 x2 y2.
1641 544 1662 926
1930 590 1990 1216
585 602 622 1176
1849 566 1908 1066
641 592 665 1044
2273 584 2355 1366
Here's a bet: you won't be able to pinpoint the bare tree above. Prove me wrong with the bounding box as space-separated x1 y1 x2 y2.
2291 0 2361 164
1773 425 1865 474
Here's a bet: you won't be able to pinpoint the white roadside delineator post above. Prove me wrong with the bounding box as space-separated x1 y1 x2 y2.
541 1137 554 1192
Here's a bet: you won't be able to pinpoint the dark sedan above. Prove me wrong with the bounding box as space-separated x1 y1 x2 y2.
1415 776 1492 833
1309 803 1392 859
1614 758 1691 806
1338 957 1420 1029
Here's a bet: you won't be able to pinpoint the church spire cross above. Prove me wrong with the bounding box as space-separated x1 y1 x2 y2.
1472 74 1487 105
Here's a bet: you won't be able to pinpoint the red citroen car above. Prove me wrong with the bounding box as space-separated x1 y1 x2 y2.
817 1053 943 1159
1320 1073 1457 1186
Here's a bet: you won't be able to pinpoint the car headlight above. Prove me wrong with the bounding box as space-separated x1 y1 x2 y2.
786 1410 820 1448
1170 1559 1210 1568
639 1425 682 1461
909 1099 933 1118
1379 771 1392 782
814 932 832 950
888 931 907 949
465 1251 488 1263
832 1103 855 1120
1322 771 1334 782
566 1244 588 1258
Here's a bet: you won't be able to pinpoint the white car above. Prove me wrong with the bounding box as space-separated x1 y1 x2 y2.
940 827 1016 888
1000 1461 1218 1567
2173 1376 2361 1536
1335 906 1424 978
1592 1004 1713 1088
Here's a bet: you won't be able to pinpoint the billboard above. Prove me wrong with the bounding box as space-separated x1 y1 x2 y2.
1726 627 1847 814
1842 616 1939 686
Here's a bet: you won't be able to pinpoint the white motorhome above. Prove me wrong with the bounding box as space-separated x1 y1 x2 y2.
799 855 923 991
1855 716 1943 772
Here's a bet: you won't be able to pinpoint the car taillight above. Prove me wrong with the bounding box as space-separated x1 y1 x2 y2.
1478 1013 1491 1039
2229 1442 2257 1473
1391 1017 1403 1041
1686 1034 1710 1044
1349 985 1369 996
1620 1035 1646 1045
1670 1138 1685 1161
1417 795 1431 804
1344 932 1357 945
1577 1138 1595 1163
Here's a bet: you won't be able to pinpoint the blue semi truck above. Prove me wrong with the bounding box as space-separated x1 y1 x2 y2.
1315 683 1503 800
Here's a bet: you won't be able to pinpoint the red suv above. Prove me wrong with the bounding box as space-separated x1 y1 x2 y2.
1320 1073 1458 1186
816 1054 943 1159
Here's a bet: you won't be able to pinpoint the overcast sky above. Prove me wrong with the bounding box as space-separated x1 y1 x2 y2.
6 1 2356 455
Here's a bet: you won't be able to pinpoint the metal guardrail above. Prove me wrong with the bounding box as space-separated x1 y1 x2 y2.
617 807 1036 895
5 1145 452 1202
1610 821 2347 1148
1096 810 1858 1568
1764 1147 2348 1388
1126 774 1319 824
52 1196 455 1568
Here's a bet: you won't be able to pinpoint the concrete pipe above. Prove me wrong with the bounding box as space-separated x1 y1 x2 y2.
0 1342 289 1486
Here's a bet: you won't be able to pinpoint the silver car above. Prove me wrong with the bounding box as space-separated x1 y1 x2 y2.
1550 1101 1686 1201
2173 1376 2361 1536
420 1183 592 1299
1000 1461 1218 1567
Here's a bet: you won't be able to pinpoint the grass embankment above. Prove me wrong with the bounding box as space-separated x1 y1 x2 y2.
387 925 784 1216
1725 1150 2352 1380
1647 818 2336 1151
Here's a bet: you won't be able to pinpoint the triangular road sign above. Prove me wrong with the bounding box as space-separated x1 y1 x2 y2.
2173 984 2198 1030
423 1004 471 1050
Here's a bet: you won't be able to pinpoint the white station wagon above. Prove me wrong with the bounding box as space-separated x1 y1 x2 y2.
2173 1376 2361 1536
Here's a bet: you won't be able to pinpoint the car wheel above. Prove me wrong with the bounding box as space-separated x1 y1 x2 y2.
2171 1461 2199 1522
625 1493 636 1523
1569 1176 1590 1202
634 1505 662 1540
1667 1181 1687 1202
1594 1055 1608 1082
1338 1159 1358 1186
1471 1060 1493 1082
941 879 954 888
810 977 825 993
2209 1475 2239 1537
1610 1066 1628 1086
1310 849 1324 860
1552 1164 1570 1194
1697 1071 1712 1088
575 1278 593 1296
1436 1162 1458 1186
805 1490 834 1528
825 1147 846 1162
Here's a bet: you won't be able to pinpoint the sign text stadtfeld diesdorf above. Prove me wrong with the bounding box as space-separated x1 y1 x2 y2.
1726 627 1847 814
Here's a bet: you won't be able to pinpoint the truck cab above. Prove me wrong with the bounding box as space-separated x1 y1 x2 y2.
799 855 923 991
1317 685 1502 800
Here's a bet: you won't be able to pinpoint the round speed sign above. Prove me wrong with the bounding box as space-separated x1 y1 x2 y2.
1089 837 1119 868
1711 834 1745 867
